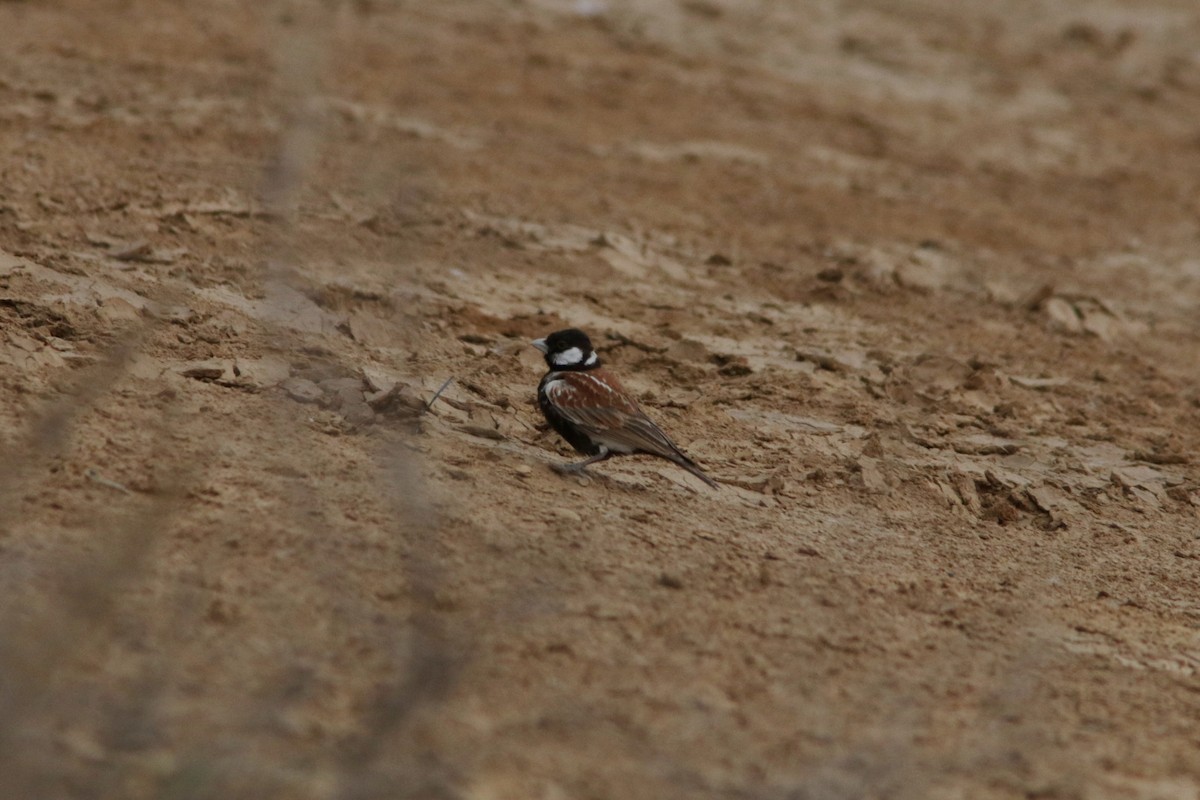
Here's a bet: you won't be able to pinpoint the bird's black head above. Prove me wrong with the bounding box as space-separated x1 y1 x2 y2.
531 328 600 371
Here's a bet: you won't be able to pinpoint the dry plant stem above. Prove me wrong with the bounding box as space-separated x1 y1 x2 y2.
261 0 330 296
0 339 139 521
0 416 192 798
253 3 465 796
329 448 463 797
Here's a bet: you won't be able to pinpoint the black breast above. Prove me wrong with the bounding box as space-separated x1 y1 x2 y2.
537 373 602 456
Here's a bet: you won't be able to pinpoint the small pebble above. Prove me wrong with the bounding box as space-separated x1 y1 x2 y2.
180 360 227 381
281 377 323 404
658 572 684 589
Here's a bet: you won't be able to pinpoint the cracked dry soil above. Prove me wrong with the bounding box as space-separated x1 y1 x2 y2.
1 2 1200 799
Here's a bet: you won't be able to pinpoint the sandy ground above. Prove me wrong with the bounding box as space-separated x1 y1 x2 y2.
2 1 1200 798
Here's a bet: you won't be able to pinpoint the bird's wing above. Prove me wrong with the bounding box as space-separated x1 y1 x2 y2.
545 371 688 460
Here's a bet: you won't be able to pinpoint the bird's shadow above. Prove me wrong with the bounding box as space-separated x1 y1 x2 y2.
543 460 720 495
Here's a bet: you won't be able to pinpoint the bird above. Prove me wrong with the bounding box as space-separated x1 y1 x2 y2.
531 328 719 489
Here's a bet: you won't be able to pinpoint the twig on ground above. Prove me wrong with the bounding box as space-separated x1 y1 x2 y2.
84 468 131 495
425 376 455 411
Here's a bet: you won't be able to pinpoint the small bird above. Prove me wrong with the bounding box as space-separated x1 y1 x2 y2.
531 328 719 489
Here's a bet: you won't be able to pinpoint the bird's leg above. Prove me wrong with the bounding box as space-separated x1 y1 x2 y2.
552 447 611 476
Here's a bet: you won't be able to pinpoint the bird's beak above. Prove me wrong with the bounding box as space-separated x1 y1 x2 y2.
531 338 548 354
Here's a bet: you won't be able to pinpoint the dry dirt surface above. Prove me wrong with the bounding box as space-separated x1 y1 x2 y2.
2 1 1200 798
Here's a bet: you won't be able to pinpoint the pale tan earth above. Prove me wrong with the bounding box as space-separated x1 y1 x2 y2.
2 1 1200 798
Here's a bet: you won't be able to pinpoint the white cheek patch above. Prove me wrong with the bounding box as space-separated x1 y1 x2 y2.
551 347 585 366
584 352 598 366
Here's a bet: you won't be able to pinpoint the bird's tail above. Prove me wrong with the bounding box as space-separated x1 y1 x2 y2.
674 453 720 490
